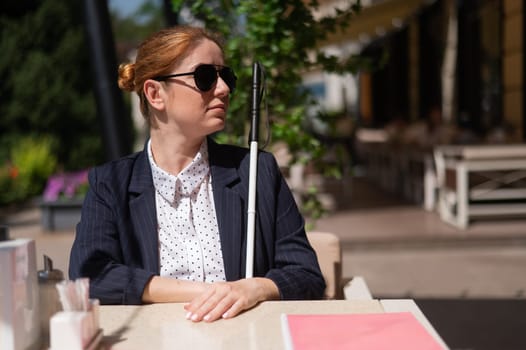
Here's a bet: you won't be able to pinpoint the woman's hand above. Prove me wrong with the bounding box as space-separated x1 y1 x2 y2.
184 277 279 322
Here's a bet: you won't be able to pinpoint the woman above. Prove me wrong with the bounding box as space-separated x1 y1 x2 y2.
69 25 325 323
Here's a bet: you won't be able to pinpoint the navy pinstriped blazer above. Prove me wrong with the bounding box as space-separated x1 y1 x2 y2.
69 138 325 304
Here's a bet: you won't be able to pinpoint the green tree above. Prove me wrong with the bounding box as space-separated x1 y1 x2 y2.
171 0 364 219
0 0 104 171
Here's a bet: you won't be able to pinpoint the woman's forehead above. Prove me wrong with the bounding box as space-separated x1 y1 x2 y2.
173 39 224 70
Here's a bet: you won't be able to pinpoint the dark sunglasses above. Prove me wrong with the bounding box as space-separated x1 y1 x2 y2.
154 64 237 93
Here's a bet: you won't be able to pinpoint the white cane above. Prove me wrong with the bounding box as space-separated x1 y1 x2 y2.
245 62 262 278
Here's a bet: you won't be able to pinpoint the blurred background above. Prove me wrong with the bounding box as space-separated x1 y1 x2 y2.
1 1 526 349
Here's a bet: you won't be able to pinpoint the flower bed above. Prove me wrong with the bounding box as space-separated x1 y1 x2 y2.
40 170 88 231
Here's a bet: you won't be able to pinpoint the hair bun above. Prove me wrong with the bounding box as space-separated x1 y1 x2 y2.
118 63 136 91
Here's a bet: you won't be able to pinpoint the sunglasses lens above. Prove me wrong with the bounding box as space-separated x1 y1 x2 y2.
219 67 237 92
194 65 237 92
194 65 217 91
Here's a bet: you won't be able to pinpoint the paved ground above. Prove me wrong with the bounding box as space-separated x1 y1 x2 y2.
312 176 526 300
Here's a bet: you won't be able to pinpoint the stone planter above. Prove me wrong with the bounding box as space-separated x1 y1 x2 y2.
39 198 84 231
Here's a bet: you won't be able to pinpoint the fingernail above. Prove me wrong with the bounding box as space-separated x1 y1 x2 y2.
191 314 198 321
185 312 192 320
203 314 211 321
222 312 229 319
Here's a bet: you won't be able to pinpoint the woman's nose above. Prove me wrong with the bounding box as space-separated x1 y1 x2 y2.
215 76 230 96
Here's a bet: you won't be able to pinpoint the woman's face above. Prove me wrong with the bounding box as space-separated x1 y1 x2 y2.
155 39 231 139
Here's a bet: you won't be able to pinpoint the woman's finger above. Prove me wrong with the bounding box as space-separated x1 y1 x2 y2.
184 286 216 318
202 293 237 322
186 283 231 321
221 298 246 319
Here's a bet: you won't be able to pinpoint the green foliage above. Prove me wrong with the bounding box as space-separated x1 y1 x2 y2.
0 0 104 174
173 0 363 144
171 0 363 219
0 0 111 207
0 136 58 206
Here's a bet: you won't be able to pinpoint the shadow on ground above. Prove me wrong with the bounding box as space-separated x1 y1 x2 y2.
413 298 526 350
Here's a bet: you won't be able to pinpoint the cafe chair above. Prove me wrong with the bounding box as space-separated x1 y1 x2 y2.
343 276 373 300
307 231 373 300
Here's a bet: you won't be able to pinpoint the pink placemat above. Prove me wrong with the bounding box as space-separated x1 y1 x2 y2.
281 312 444 350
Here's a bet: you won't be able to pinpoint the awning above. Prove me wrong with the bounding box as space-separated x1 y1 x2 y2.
323 0 435 45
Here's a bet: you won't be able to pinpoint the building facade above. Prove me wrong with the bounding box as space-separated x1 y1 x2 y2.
311 0 525 143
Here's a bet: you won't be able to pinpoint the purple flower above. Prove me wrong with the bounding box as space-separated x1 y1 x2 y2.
43 169 89 202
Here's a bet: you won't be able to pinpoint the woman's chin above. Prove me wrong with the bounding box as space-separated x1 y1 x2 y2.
207 120 226 134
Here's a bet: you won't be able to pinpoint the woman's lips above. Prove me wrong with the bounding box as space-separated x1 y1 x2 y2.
208 103 226 111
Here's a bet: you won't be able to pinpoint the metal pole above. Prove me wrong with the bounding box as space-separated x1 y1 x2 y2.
163 0 179 26
81 0 132 160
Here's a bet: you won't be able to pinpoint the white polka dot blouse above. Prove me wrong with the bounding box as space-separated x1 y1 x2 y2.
148 139 226 283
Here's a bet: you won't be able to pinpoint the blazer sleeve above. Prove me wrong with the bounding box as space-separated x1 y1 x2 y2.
257 152 326 300
69 165 156 305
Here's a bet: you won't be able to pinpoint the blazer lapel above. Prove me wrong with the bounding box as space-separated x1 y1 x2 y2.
209 139 247 280
128 147 159 273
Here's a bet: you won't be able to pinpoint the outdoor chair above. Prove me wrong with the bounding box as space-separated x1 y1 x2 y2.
306 231 372 300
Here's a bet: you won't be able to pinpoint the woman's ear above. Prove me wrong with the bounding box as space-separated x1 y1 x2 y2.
144 80 165 111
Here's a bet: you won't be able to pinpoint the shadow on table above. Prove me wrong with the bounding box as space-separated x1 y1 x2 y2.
101 306 141 348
